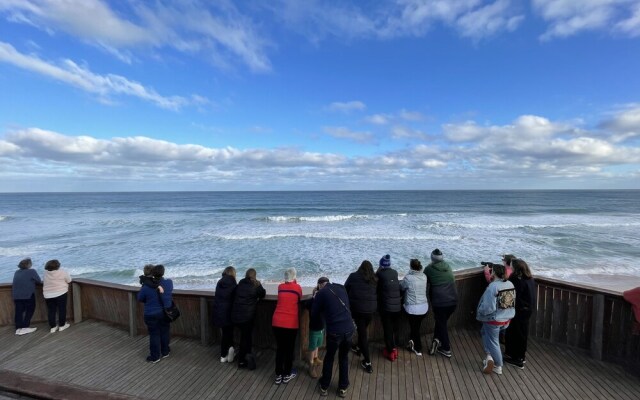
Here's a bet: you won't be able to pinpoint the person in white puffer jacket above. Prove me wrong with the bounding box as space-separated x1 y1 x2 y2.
42 259 72 333
400 259 428 356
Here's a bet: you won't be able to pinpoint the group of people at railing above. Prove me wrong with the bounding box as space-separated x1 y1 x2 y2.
12 258 72 335
11 249 537 398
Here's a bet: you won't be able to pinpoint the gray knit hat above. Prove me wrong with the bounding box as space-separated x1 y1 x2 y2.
431 248 444 262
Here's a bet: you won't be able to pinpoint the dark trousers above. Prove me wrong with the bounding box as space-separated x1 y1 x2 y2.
144 313 171 360
273 327 298 376
352 312 373 363
14 294 36 329
505 312 531 360
380 310 400 352
320 331 353 390
45 293 68 328
237 320 254 362
220 325 235 357
433 304 457 351
407 313 426 352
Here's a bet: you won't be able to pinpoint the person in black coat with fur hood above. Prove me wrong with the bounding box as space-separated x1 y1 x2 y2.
212 266 237 363
231 268 266 369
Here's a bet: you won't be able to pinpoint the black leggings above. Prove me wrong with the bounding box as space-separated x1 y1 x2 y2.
352 312 373 363
433 304 457 351
380 310 400 352
45 293 68 328
273 327 298 376
407 313 426 352
505 313 531 360
220 325 234 357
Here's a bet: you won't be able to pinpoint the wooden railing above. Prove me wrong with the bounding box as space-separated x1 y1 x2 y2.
1 269 638 375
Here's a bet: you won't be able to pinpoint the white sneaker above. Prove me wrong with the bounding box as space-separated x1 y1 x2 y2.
15 328 24 335
58 323 71 332
50 326 58 333
494 366 503 375
220 356 228 363
22 327 37 334
227 347 235 363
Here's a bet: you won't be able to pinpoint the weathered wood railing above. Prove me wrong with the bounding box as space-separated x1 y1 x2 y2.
1 269 638 375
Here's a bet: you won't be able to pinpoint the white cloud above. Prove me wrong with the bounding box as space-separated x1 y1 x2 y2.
533 0 640 40
391 126 430 140
0 0 271 72
456 0 524 39
365 114 390 125
327 101 367 113
0 41 207 110
2 106 640 189
324 126 375 143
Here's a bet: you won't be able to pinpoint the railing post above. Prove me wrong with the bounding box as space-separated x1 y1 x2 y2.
590 294 605 360
128 292 137 337
200 297 209 346
72 282 82 323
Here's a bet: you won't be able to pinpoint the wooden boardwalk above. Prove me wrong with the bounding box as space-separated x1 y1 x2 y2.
1 320 638 400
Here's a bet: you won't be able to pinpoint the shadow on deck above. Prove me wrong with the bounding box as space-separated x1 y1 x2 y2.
1 320 638 400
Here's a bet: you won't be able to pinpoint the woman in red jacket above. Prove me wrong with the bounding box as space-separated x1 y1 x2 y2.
272 267 302 385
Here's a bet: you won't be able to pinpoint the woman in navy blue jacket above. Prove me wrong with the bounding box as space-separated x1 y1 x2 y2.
137 264 173 363
212 266 237 363
231 268 266 369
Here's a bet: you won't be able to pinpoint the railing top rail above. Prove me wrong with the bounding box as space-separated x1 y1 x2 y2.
0 268 625 298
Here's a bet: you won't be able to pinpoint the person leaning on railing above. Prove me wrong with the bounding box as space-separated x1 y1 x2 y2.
400 259 428 356
137 264 173 363
425 248 458 358
271 267 302 385
231 268 266 370
12 257 42 336
344 260 377 374
42 259 72 333
504 259 536 369
212 266 237 364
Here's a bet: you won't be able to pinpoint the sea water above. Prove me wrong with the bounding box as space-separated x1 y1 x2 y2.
1 191 639 289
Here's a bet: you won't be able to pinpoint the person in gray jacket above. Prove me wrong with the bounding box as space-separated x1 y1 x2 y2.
476 263 516 375
400 259 428 355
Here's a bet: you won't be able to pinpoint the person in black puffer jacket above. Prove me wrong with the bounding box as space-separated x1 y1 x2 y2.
376 254 402 361
212 266 237 363
345 260 377 373
231 268 266 369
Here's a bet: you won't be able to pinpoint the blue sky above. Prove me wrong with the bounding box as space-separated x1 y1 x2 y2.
0 0 639 191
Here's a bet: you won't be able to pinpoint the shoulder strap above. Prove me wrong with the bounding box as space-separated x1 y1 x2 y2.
327 286 349 312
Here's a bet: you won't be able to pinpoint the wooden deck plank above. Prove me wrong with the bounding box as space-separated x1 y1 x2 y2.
2 321 639 400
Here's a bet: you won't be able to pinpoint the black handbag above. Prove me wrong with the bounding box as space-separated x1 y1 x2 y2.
157 289 181 323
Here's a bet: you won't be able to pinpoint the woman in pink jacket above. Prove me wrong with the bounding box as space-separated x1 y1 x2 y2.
43 259 72 333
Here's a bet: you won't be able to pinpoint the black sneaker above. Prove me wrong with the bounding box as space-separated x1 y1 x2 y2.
351 344 361 355
361 360 373 373
338 386 349 398
319 386 328 396
274 375 283 385
146 356 160 364
437 348 452 358
429 338 440 356
282 368 297 383
504 357 525 369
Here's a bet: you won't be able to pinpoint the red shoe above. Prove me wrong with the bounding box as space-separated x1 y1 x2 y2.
392 348 398 361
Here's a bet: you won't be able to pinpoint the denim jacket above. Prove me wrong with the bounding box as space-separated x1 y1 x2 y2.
476 279 516 323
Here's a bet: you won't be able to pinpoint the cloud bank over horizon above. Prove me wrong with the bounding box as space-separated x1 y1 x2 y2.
2 104 638 191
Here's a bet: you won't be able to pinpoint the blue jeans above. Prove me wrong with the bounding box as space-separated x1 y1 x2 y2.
14 294 36 329
481 322 509 367
144 313 171 360
320 331 353 390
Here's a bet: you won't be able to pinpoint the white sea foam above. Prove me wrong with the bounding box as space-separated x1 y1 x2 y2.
205 232 463 241
265 213 408 222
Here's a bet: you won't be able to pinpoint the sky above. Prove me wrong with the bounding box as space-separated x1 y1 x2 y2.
0 0 639 191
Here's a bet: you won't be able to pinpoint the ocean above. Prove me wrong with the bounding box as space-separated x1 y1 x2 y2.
1 191 639 289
